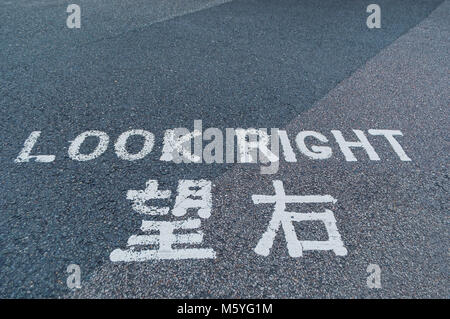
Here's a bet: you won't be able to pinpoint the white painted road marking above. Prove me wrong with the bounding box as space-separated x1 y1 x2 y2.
252 180 347 257
110 179 215 262
14 125 412 167
14 131 55 163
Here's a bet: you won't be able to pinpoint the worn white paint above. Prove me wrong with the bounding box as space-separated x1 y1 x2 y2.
110 179 215 262
252 180 347 257
114 129 155 161
110 218 216 261
295 131 332 159
14 127 412 164
331 129 380 161
68 130 109 161
235 128 278 163
129 219 204 248
172 179 212 219
368 129 411 161
110 247 215 261
126 180 171 215
14 131 55 163
160 129 202 163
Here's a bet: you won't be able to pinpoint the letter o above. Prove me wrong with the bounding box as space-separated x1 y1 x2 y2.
114 129 154 161
68 130 109 161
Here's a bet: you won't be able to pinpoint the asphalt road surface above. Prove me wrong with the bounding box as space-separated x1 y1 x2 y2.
0 0 448 298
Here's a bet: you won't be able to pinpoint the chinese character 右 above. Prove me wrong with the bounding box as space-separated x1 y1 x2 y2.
252 180 347 257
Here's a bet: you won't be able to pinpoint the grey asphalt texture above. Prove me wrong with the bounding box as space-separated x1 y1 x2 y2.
0 0 448 298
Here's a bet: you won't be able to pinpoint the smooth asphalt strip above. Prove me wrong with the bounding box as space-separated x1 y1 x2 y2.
0 0 446 297
0 0 232 46
70 1 449 298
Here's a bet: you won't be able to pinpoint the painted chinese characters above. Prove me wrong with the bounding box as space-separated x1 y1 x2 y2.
252 180 347 257
110 179 215 261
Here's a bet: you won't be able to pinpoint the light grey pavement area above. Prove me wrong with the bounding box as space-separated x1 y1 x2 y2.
71 1 449 298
